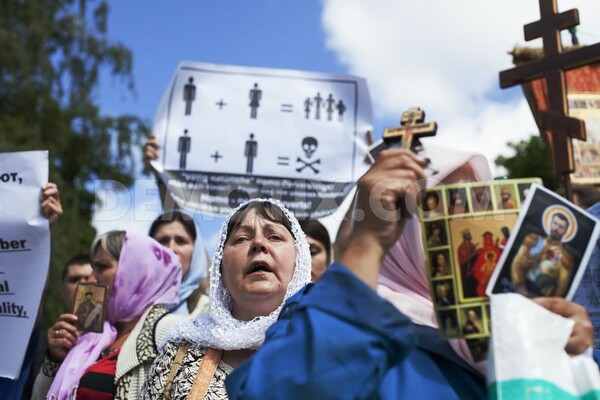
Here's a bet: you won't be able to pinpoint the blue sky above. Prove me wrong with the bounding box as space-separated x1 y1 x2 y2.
94 0 349 241
92 0 600 246
98 1 344 121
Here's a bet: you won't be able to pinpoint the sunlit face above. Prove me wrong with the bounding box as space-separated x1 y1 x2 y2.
90 247 119 291
550 215 568 241
153 220 194 277
221 208 297 321
307 236 328 282
60 263 93 309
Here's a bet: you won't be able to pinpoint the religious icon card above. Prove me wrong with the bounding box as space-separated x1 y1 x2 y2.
73 283 108 334
487 184 600 300
568 93 600 185
419 177 541 355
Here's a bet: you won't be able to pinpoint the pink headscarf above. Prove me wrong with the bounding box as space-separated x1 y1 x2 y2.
377 143 492 374
48 232 182 400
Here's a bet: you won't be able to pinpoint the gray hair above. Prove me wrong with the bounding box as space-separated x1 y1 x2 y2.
90 230 126 261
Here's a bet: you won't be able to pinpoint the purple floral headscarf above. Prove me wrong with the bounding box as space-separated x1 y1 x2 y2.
48 232 181 399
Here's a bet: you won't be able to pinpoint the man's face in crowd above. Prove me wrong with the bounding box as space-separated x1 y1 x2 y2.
61 262 93 310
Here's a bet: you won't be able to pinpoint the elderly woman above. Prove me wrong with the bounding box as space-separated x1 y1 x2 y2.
32 231 182 399
149 210 211 314
140 199 311 399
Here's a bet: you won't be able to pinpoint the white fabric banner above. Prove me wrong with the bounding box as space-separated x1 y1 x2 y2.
0 150 50 379
152 61 372 217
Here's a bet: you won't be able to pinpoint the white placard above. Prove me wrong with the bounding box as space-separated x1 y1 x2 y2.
0 151 50 379
153 61 372 217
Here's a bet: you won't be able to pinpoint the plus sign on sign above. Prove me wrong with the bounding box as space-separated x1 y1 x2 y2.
153 61 372 217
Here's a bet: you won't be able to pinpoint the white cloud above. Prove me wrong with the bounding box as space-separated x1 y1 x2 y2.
321 0 600 172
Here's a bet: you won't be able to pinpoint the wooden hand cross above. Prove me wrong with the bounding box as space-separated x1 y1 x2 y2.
383 107 437 150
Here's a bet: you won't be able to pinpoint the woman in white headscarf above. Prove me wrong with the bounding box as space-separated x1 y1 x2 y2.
149 209 211 315
140 198 312 399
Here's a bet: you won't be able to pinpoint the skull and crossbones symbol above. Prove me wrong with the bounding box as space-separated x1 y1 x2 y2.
296 137 321 173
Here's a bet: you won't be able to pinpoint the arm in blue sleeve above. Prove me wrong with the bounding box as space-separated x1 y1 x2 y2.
574 203 600 352
226 263 414 400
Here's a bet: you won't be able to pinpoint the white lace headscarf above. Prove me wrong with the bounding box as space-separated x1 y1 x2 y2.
164 198 312 350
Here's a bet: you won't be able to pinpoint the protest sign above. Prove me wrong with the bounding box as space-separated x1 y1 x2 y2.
0 151 50 379
152 61 372 218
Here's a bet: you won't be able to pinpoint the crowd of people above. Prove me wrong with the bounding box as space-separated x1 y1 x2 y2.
3 137 599 400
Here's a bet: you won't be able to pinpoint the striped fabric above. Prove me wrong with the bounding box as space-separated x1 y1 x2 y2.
76 349 121 400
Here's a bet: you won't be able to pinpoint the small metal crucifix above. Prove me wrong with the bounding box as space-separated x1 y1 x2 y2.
383 107 438 150
499 0 600 200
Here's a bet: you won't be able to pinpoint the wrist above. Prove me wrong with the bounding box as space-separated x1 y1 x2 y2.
339 233 387 289
43 350 62 377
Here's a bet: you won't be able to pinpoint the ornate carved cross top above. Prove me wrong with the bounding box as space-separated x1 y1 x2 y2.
383 107 437 150
499 0 600 198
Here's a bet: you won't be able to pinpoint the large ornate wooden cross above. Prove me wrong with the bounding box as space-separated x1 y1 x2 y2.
499 0 600 200
383 107 438 150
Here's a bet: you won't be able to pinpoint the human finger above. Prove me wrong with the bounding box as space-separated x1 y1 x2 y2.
53 314 80 333
49 326 78 347
40 183 63 226
376 148 427 169
533 297 594 355
359 151 426 208
41 196 63 224
47 315 80 360
143 135 160 162
353 152 427 251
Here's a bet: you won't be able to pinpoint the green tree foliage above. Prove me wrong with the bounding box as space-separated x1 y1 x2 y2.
0 0 149 327
495 135 560 190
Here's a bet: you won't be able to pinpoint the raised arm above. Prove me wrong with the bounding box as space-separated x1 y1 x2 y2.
143 135 180 210
339 148 426 288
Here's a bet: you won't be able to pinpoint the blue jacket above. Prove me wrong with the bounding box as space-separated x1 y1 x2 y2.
226 263 486 399
573 202 600 362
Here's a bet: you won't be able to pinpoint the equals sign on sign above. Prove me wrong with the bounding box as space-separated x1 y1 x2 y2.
280 104 293 113
277 156 290 166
